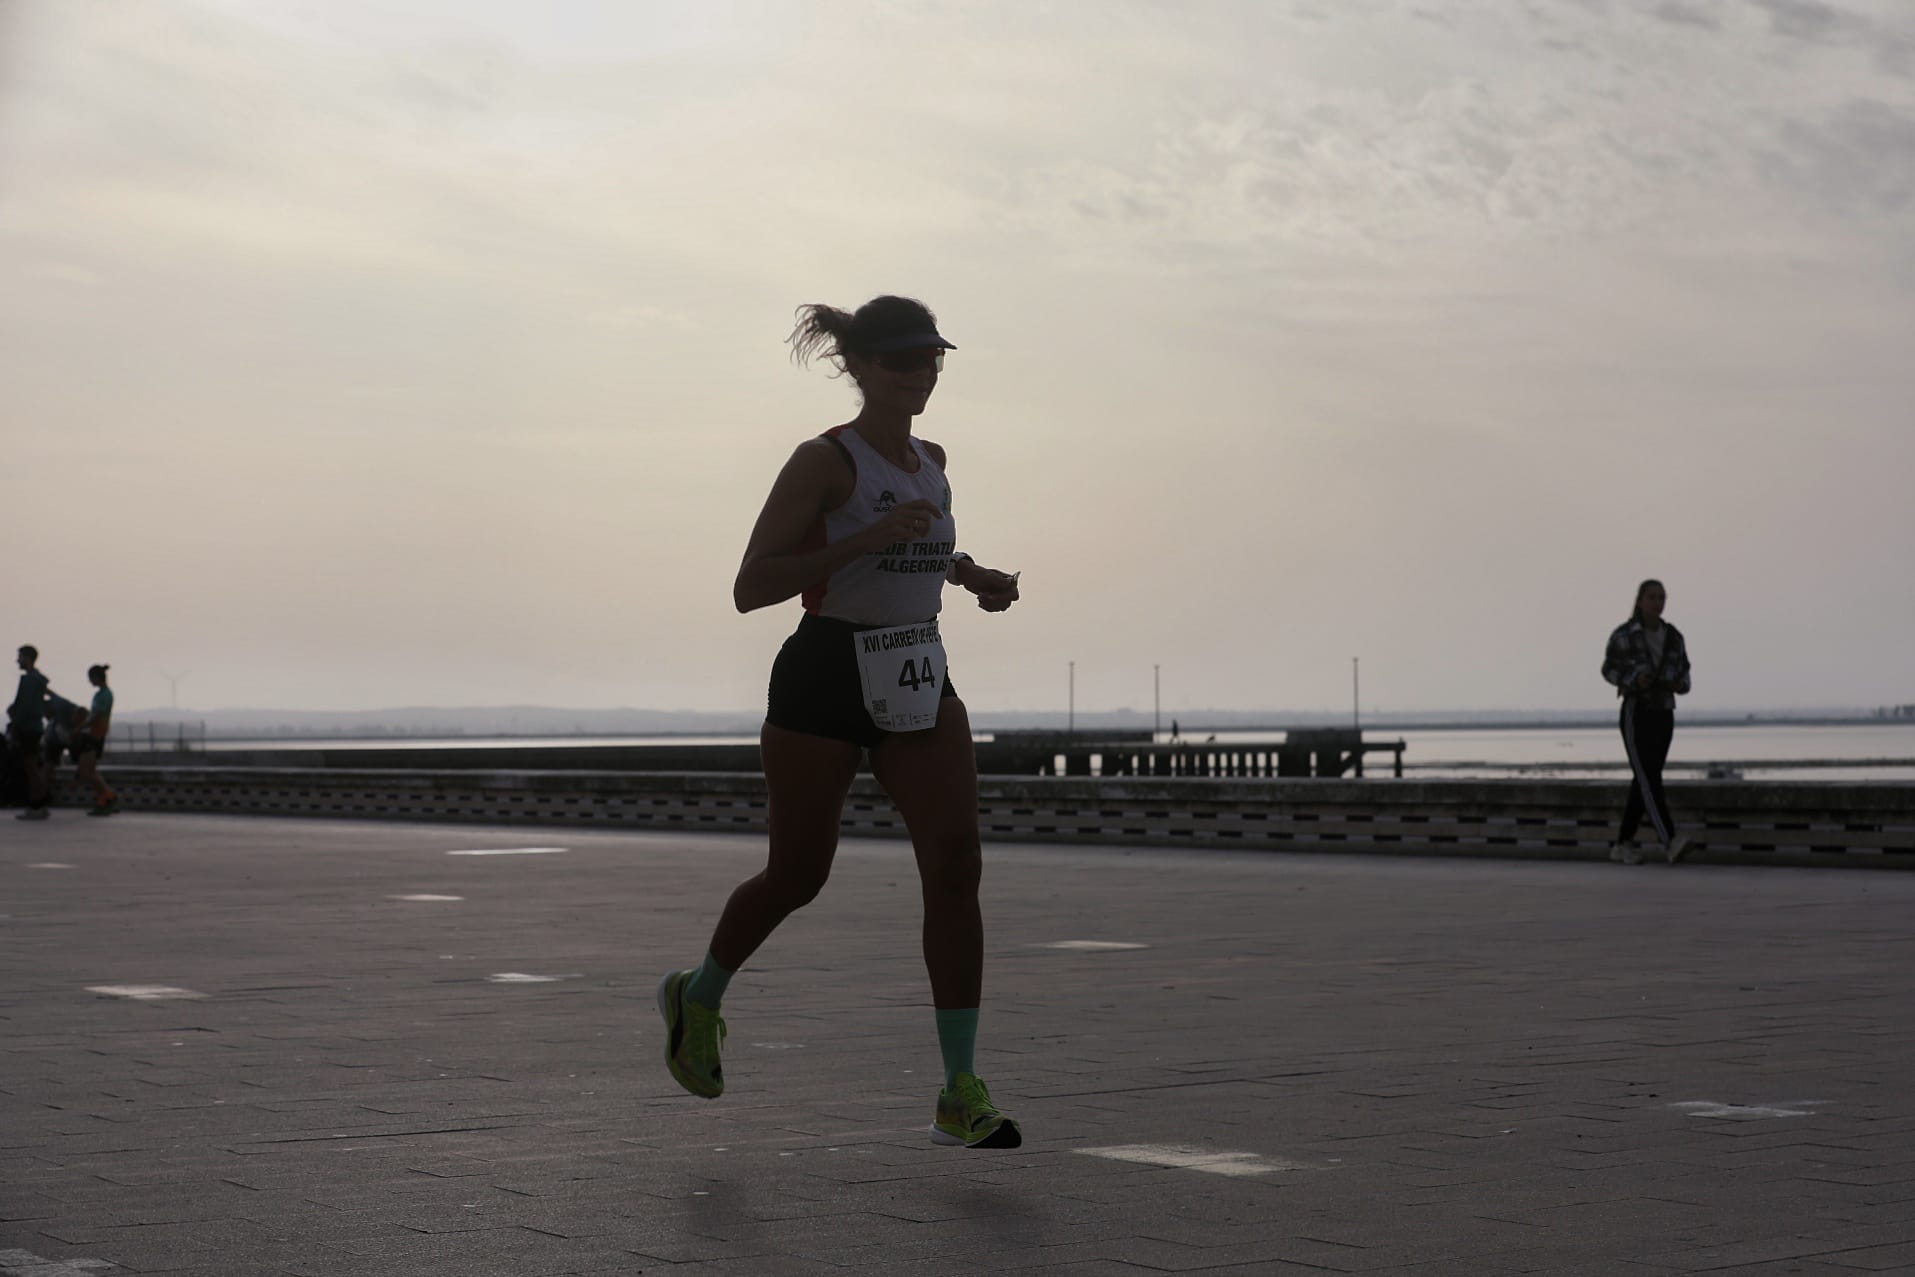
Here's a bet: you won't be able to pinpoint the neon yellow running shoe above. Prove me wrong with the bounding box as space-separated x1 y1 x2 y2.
930 1072 1022 1148
656 970 726 1098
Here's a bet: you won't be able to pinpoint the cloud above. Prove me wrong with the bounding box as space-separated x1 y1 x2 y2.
24 262 101 287
1752 0 1855 42
1650 1 1719 30
1767 97 1915 215
1745 0 1915 77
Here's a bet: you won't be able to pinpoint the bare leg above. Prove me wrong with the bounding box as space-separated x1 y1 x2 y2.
76 752 107 804
706 724 862 972
869 698 983 1009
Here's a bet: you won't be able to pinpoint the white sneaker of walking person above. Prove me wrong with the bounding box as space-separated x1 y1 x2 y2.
1609 841 1642 865
1665 835 1693 865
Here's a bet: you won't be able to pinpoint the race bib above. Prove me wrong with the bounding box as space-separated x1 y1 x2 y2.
853 620 947 733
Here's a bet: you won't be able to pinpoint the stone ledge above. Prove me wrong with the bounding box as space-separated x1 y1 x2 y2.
49 767 1915 868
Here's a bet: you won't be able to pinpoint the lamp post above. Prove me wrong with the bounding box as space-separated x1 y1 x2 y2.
1153 664 1160 741
1352 657 1360 732
1068 661 1075 739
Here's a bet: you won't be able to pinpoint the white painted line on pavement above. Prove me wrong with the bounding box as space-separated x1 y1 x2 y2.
486 972 570 983
1076 1144 1303 1176
1669 1100 1827 1120
0 1248 117 1274
446 847 567 856
26 863 75 870
1041 940 1149 951
86 985 206 1001
391 894 465 901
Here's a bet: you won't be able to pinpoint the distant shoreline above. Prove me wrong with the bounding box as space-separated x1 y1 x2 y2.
1195 715 1915 735
113 713 1914 745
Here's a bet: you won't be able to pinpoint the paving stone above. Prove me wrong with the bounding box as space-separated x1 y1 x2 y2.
4 813 1914 1274
1701 1264 1887 1276
1819 1240 1915 1271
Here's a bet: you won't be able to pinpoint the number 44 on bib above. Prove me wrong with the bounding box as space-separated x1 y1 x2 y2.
854 620 947 733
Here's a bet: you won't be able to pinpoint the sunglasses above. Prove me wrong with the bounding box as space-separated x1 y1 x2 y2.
873 348 945 373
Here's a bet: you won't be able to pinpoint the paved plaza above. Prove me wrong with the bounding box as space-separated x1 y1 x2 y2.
3 813 1914 1275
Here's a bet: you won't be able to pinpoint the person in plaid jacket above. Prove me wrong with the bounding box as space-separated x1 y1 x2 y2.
1602 579 1693 864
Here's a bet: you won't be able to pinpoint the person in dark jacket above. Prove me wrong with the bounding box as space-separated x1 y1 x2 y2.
9 644 52 820
1601 580 1692 864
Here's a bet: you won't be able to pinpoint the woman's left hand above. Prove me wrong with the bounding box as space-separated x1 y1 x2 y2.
966 567 1020 613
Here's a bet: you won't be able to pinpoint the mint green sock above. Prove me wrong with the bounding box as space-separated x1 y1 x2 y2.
685 951 734 1009
935 1007 979 1088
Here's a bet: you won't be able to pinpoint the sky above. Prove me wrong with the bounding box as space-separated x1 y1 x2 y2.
3 0 1912 719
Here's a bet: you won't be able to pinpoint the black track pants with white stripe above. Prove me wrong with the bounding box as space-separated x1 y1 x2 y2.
1618 699 1676 846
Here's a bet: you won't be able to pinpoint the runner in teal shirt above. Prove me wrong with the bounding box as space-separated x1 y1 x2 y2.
75 664 118 816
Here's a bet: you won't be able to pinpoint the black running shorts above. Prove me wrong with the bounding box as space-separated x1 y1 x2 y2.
766 613 958 750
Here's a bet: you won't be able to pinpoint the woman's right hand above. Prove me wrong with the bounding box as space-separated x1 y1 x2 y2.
863 498 945 549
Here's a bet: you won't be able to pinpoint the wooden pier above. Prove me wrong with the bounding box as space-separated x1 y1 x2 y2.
991 729 1407 779
129 729 1408 779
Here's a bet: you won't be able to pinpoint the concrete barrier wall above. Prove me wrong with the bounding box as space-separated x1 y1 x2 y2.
56 767 1915 868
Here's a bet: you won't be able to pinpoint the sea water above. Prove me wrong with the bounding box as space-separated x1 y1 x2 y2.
199 722 1915 781
1196 722 1915 782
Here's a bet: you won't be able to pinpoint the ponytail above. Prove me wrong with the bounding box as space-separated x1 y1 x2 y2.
787 304 857 370
786 295 945 374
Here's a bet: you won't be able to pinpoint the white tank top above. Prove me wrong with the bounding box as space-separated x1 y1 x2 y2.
802 426 955 625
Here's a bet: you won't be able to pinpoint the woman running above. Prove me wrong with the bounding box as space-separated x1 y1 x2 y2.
657 295 1024 1149
1602 579 1693 864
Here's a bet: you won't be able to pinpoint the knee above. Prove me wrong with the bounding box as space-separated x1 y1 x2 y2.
919 840 982 901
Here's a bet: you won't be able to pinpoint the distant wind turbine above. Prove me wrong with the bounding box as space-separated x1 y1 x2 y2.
160 670 188 710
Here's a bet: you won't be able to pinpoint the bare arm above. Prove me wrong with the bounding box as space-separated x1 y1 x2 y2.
732 439 945 613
